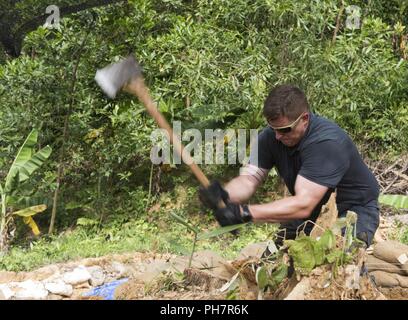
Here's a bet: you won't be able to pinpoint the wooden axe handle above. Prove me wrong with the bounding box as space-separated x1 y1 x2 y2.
125 77 211 188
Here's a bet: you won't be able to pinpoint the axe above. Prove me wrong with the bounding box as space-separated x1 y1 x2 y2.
94 55 213 191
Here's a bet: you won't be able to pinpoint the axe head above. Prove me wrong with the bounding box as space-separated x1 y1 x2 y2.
95 55 142 98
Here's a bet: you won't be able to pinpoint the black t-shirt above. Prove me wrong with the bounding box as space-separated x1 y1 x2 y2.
250 113 380 219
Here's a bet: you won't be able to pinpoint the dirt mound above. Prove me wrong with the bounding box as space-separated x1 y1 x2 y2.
379 287 408 300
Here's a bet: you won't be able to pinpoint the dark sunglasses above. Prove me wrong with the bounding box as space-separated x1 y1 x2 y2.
267 113 305 134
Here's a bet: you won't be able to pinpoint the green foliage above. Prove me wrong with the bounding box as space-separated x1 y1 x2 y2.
0 129 52 251
256 262 288 291
285 230 350 275
379 194 408 209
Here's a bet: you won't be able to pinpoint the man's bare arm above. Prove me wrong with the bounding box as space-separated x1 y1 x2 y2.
248 175 329 222
224 175 261 203
223 164 269 203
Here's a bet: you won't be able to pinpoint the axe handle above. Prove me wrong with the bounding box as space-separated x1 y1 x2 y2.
126 77 211 188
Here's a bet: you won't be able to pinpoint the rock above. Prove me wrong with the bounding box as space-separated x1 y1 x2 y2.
111 262 127 277
132 260 171 284
44 279 73 297
237 242 272 260
0 284 14 300
284 277 311 300
12 280 49 300
63 266 91 285
47 294 63 300
0 271 17 284
27 265 60 282
88 266 105 287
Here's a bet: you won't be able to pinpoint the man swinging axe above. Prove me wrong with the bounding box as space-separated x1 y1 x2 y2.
199 85 380 248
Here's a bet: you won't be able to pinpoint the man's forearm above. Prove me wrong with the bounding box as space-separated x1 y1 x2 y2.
249 196 311 223
224 175 259 203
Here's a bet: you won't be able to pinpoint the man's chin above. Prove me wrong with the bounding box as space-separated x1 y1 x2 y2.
281 140 297 147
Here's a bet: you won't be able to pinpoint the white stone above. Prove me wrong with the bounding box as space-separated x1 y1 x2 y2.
44 280 73 297
63 265 91 285
0 284 14 300
284 278 311 300
111 262 127 277
12 280 48 300
87 266 105 287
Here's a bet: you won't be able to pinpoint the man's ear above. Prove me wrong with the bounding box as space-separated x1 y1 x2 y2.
303 112 310 121
301 112 310 127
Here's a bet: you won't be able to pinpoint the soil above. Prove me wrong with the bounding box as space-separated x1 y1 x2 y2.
379 287 408 300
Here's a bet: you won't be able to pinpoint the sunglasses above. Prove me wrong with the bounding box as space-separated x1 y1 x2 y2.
267 113 305 134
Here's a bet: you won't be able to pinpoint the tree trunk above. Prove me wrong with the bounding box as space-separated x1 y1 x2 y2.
48 31 89 234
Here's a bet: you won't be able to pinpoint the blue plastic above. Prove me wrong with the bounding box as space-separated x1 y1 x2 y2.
82 278 129 300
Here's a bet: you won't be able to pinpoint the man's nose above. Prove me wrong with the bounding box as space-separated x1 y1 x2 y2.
275 131 283 140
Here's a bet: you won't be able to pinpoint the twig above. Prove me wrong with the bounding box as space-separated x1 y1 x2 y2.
332 2 345 45
378 158 402 179
383 162 408 193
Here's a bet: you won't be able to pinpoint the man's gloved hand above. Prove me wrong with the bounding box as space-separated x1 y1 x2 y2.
215 203 253 227
199 180 253 226
199 180 230 210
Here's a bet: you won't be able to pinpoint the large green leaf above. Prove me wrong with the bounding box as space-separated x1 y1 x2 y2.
285 236 317 274
379 194 408 209
269 264 288 289
255 266 268 290
16 146 52 183
5 129 37 187
5 129 52 192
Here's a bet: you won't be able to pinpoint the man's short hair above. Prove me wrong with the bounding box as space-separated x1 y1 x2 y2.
263 84 310 121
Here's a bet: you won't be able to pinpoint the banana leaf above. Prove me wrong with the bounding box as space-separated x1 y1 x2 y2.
379 194 408 209
12 204 47 217
23 216 40 235
5 129 52 192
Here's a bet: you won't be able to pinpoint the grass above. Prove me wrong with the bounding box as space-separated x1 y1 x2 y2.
0 218 277 272
0 186 278 272
392 222 408 245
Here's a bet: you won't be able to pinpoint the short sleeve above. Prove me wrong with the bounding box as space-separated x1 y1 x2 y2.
249 128 275 170
298 139 350 188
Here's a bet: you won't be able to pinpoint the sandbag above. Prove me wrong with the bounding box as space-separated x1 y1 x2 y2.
370 271 408 288
373 241 408 275
366 255 405 275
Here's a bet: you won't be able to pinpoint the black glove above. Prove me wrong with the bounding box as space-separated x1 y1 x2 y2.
215 203 253 227
199 180 230 210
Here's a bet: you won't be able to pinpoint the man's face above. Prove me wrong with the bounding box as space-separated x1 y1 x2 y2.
267 113 310 147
